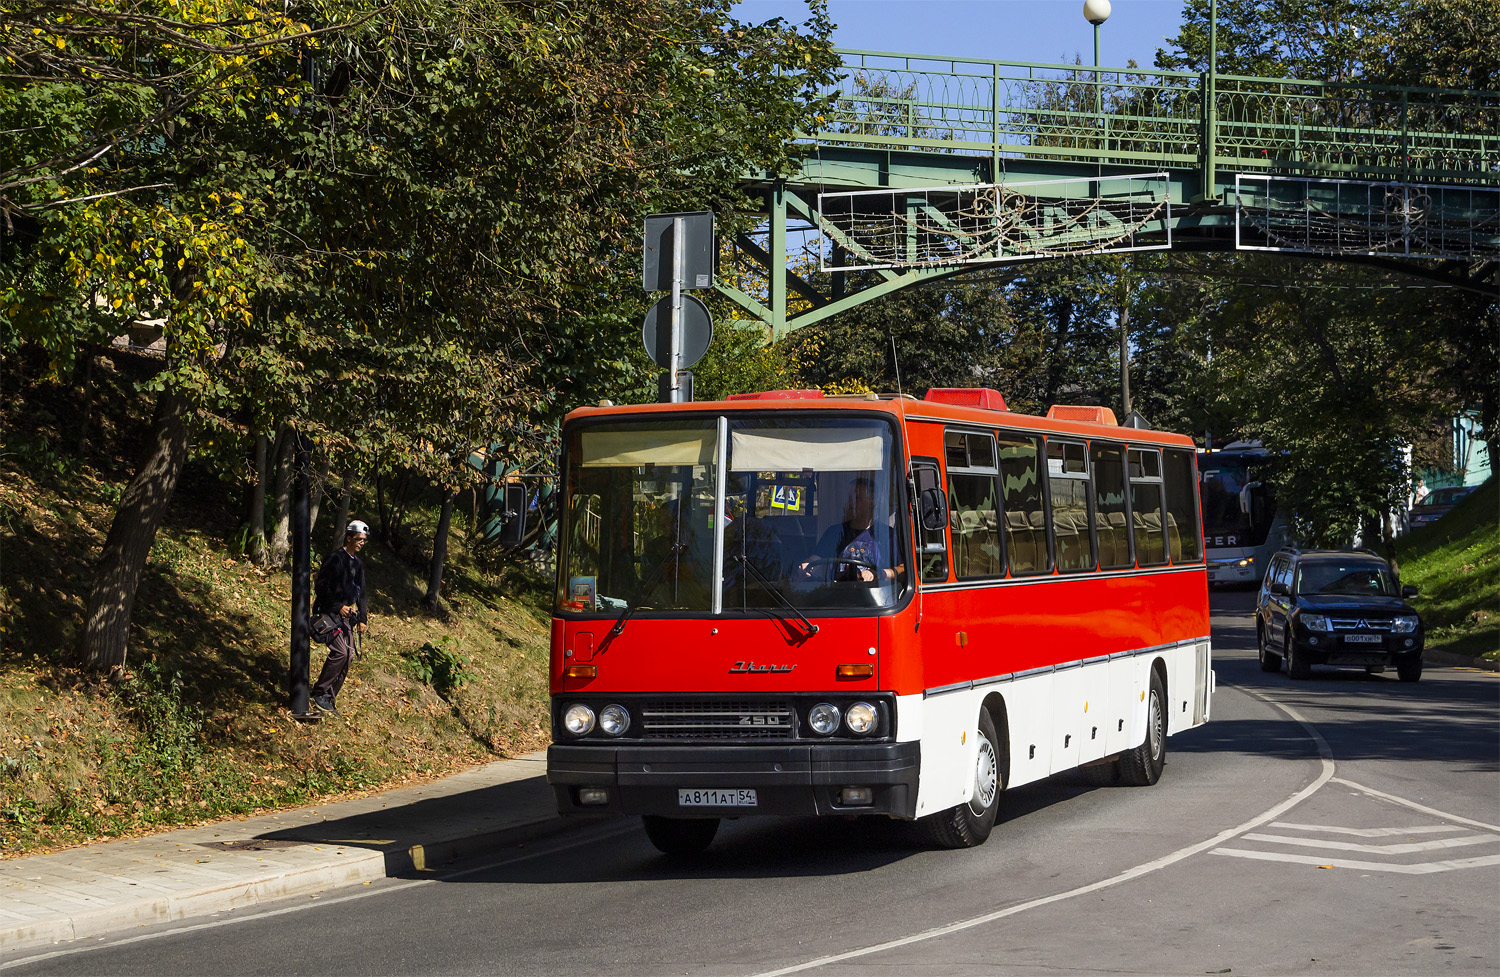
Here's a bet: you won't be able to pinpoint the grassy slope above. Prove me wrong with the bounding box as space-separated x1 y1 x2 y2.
1394 476 1499 660
0 452 553 857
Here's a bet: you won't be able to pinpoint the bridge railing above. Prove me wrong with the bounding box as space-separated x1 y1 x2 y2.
810 50 1500 188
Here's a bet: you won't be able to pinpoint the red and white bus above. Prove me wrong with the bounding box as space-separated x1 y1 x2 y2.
547 387 1212 853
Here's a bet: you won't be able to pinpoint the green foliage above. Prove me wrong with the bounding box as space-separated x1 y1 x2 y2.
1395 477 1499 657
107 660 205 799
403 636 477 701
1156 0 1400 82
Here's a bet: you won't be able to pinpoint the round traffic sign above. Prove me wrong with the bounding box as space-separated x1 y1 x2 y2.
643 294 713 369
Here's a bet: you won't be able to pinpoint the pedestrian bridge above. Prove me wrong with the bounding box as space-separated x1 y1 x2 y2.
721 49 1500 335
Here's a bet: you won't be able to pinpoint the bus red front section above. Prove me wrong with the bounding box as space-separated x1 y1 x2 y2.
546 612 921 819
551 616 882 694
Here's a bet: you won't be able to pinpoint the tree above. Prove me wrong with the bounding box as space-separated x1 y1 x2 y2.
2 0 839 673
1155 0 1400 82
1379 0 1500 92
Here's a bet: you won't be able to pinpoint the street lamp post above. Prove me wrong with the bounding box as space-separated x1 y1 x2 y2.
1082 0 1111 141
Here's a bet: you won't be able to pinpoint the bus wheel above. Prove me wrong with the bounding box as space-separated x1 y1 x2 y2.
642 816 719 856
1258 625 1281 672
923 709 1002 849
1119 670 1166 787
1285 634 1311 680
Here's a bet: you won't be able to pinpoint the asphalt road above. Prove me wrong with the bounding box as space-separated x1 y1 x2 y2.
9 591 1498 976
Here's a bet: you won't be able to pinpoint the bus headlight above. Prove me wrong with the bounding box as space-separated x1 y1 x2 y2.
1301 614 1332 632
563 703 596 736
1392 615 1419 634
845 702 877 735
599 704 631 736
808 702 841 736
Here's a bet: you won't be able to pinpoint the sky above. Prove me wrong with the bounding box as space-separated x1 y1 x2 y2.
730 0 1189 71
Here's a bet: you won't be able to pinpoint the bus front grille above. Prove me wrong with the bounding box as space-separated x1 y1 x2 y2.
639 700 796 740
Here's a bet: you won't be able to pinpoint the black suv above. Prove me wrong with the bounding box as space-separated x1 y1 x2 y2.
1255 549 1424 682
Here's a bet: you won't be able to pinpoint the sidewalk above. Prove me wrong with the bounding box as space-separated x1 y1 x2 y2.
0 751 562 956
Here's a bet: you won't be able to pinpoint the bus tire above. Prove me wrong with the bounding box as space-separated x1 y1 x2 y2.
1257 624 1281 672
1285 634 1311 680
923 709 1002 849
1119 669 1166 787
642 816 719 856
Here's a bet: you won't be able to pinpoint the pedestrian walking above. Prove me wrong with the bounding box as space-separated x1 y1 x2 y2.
311 520 370 718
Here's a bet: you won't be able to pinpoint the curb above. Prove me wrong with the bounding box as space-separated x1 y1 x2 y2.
1425 648 1498 672
2 815 571 956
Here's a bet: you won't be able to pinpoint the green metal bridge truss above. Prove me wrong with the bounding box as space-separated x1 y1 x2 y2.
722 50 1500 336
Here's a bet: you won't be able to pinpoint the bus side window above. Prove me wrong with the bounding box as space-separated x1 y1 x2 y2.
1128 447 1168 567
1163 448 1203 563
998 435 1049 575
1091 442 1131 570
912 458 950 583
1047 440 1096 572
946 431 1003 579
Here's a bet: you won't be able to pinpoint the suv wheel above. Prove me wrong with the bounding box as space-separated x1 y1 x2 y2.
1396 656 1423 683
1286 633 1311 680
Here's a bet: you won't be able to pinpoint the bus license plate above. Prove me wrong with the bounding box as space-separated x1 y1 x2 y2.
678 788 757 808
1343 634 1382 644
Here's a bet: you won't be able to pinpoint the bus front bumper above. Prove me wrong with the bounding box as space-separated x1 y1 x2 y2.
547 741 921 819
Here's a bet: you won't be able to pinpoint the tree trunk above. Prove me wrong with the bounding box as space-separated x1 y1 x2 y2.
267 429 293 567
423 487 458 612
307 451 331 546
247 434 269 564
78 390 192 674
331 470 354 554
74 353 94 458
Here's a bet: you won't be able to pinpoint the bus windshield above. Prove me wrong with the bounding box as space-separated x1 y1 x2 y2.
557 415 908 616
1198 453 1276 549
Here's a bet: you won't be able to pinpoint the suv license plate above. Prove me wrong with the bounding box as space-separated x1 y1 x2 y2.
678 788 757 808
1344 634 1383 644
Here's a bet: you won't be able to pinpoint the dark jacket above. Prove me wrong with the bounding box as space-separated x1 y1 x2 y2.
313 547 367 624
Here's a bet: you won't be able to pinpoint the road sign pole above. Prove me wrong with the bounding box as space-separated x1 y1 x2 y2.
670 215 684 403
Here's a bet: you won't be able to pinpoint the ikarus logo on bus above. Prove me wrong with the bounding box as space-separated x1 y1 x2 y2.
729 661 796 673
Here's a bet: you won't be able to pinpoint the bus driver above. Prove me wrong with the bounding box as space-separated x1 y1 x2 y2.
795 479 901 585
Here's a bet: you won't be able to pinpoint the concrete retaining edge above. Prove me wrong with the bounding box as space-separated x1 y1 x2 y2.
3 816 571 955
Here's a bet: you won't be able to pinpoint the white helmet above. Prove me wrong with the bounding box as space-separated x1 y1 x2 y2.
346 519 371 537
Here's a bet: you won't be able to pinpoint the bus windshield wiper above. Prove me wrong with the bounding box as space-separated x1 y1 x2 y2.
732 553 819 637
608 543 685 640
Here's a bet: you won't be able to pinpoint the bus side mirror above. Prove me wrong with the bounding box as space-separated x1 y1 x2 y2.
913 466 948 532
919 487 948 532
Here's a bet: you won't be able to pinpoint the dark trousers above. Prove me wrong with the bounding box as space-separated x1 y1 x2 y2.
313 626 354 701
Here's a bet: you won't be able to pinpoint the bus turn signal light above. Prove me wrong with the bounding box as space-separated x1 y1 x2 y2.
565 664 597 680
837 663 874 680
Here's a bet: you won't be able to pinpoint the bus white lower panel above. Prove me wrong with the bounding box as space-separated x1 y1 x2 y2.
906 639 1212 818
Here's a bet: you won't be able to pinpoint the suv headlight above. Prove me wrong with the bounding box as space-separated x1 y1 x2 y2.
1392 615 1419 634
1301 613 1332 632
